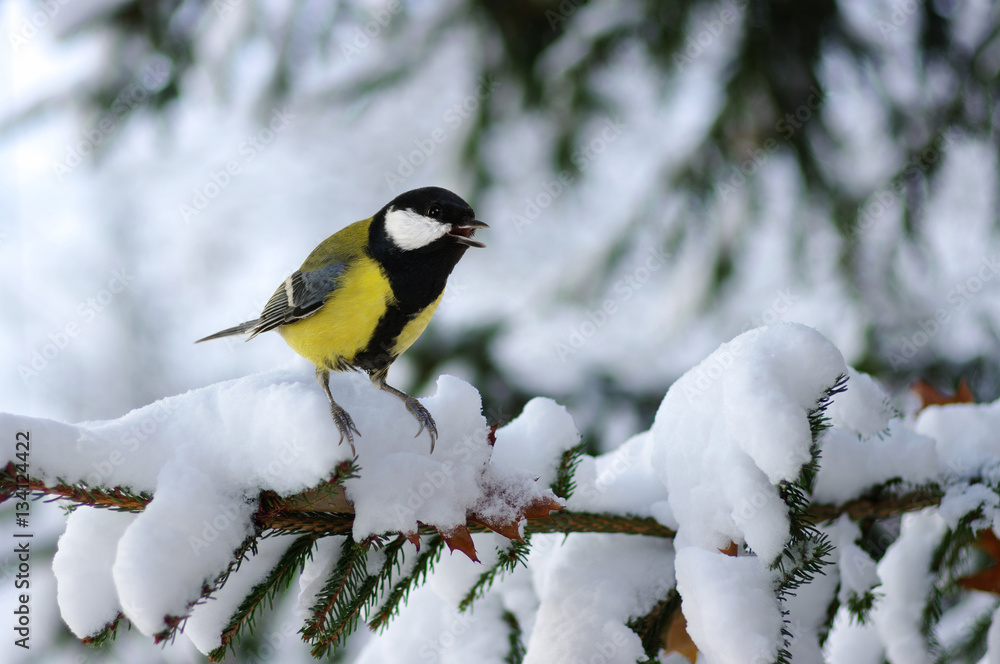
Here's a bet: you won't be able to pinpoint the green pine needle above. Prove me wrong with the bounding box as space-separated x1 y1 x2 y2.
770 375 846 662
369 535 446 632
553 442 585 499
82 614 126 647
301 534 409 657
153 531 261 646
627 590 680 661
207 534 317 662
502 609 526 664
844 590 880 626
458 536 531 612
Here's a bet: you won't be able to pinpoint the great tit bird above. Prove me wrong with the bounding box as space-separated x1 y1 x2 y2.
196 186 487 453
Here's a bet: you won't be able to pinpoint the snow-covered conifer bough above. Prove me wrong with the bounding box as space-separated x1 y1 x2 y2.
6 322 1000 661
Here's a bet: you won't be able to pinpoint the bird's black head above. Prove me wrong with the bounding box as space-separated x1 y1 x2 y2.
378 187 488 254
368 187 488 314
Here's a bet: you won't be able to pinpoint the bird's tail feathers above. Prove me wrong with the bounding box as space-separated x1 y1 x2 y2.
195 320 259 343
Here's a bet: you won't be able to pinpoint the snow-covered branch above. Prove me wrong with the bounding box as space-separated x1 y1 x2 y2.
4 323 1000 662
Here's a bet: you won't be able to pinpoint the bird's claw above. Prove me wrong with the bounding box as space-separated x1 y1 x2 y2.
330 404 361 455
404 397 438 453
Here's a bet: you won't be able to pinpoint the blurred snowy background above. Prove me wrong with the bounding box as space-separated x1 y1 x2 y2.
1 0 998 662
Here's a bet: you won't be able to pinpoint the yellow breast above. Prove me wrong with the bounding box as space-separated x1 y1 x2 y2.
277 256 393 369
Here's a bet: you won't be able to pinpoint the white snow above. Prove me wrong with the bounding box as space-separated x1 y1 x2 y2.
296 535 346 621
813 421 939 505
355 587 509 664
111 467 258 635
832 515 879 605
184 534 296 653
825 368 894 438
489 397 580 489
917 401 1000 478
653 323 846 561
872 510 948 664
939 482 1000 530
674 547 782 664
824 606 886 664
987 605 1000 664
651 323 847 661
524 533 673 664
51 507 136 637
567 430 669 518
345 374 493 539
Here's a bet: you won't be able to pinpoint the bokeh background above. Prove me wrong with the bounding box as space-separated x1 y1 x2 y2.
1 0 998 661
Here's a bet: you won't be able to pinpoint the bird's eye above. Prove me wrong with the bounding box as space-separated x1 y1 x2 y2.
427 205 442 218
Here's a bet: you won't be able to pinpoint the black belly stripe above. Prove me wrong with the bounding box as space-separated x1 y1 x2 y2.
352 219 469 374
351 304 415 374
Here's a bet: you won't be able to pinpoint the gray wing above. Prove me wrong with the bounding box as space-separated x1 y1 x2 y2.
246 262 347 339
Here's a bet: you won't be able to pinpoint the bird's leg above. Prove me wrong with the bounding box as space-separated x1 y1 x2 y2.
316 369 361 454
370 373 438 453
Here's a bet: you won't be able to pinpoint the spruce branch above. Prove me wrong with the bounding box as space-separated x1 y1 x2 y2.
808 485 945 523
301 534 407 657
301 535 374 657
552 442 585 499
921 511 983 652
208 534 318 662
81 613 126 647
153 532 262 645
502 609 526 664
458 536 531 612
0 462 151 511
935 609 994 664
771 375 846 664
369 534 446 632
628 589 681 661
526 511 675 538
844 590 880 625
0 458 951 541
366 535 411 614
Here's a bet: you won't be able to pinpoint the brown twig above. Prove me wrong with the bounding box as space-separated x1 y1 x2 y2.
0 462 947 540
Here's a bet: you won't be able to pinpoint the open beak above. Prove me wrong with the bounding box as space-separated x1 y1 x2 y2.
448 219 489 248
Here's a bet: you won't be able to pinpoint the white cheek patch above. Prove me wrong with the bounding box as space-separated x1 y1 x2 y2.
384 207 450 250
